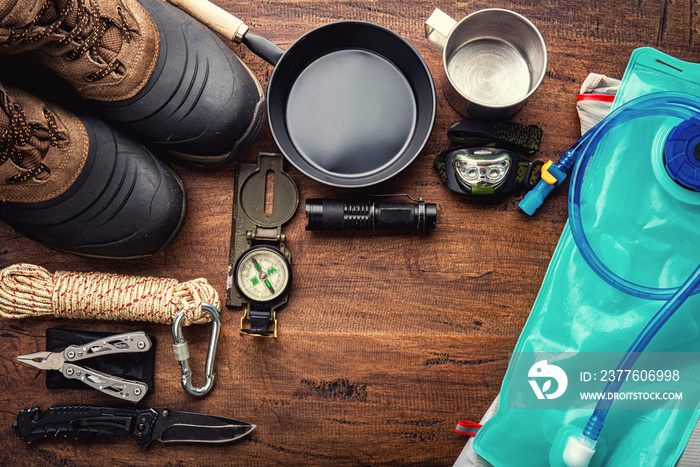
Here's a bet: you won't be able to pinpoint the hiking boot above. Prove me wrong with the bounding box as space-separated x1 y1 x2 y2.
0 0 265 164
0 83 187 258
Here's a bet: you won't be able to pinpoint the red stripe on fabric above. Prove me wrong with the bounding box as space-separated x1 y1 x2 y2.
457 420 483 428
577 94 615 102
455 420 483 435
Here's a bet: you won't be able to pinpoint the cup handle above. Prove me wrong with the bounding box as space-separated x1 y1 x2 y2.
166 0 249 43
424 9 457 53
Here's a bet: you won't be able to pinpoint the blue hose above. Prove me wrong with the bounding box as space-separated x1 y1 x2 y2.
520 92 700 445
581 264 700 441
568 94 700 300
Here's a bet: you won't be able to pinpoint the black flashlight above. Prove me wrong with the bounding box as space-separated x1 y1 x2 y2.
305 199 437 233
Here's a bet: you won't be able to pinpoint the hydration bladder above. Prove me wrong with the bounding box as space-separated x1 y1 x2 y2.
531 93 700 467
473 48 700 467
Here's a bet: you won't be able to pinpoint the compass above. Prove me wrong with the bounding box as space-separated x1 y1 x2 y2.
235 246 291 304
227 153 299 338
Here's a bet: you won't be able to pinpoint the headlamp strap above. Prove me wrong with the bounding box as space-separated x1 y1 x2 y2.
447 120 543 155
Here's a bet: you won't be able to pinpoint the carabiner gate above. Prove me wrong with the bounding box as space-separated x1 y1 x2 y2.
171 302 221 397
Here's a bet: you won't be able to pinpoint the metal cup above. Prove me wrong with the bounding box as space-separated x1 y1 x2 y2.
425 8 547 120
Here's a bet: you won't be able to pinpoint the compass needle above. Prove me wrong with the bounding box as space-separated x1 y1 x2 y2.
236 248 290 302
235 245 292 337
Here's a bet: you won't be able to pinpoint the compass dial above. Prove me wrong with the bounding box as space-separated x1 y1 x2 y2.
235 246 291 303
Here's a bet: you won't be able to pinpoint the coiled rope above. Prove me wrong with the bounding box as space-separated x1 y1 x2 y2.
0 263 219 325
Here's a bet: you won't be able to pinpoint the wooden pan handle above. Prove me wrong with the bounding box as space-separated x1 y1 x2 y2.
166 0 249 43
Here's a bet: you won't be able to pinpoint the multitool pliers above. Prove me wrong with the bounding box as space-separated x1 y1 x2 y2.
17 331 152 402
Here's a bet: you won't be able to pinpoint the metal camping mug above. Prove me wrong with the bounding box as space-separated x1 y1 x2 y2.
425 8 547 120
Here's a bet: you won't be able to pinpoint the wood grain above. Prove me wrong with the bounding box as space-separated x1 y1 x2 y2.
1 0 699 465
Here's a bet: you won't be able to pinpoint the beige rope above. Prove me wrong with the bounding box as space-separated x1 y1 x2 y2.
0 263 219 325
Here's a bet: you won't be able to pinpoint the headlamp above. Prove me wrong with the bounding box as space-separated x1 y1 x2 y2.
453 149 512 194
434 147 543 195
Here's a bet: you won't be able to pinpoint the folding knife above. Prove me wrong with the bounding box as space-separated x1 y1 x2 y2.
14 406 256 450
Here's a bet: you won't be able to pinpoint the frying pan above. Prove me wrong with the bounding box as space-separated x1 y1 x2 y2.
167 0 436 187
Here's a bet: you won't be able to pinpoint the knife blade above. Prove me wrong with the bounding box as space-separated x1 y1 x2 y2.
13 406 256 450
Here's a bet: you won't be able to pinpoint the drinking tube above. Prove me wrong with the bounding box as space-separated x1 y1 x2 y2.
519 92 700 466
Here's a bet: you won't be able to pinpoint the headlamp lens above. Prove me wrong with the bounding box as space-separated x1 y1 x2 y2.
453 149 512 191
465 166 480 180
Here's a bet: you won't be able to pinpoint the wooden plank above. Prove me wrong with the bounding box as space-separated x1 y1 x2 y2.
1 0 699 465
0 324 513 465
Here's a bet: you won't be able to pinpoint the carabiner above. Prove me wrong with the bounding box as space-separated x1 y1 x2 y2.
171 302 221 397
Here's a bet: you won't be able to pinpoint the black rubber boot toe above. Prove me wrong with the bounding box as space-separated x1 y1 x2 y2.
0 115 187 259
93 0 265 164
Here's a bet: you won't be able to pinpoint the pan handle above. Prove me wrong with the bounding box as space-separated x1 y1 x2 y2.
166 0 284 65
166 0 249 43
241 33 284 66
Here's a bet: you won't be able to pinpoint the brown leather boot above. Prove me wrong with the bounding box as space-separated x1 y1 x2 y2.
0 0 159 100
0 82 187 258
0 0 265 164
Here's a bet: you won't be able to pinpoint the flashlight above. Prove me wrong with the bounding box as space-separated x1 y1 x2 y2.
305 199 437 233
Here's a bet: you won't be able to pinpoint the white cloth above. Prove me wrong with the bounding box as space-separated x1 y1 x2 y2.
576 73 620 135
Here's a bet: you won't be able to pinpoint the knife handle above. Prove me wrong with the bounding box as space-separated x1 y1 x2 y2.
13 406 158 450
62 364 149 403
63 331 151 361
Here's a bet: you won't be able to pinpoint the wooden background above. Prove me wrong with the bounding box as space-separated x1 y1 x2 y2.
1 0 699 465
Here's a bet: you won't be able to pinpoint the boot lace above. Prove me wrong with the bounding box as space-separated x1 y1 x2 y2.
7 0 134 82
0 92 69 184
